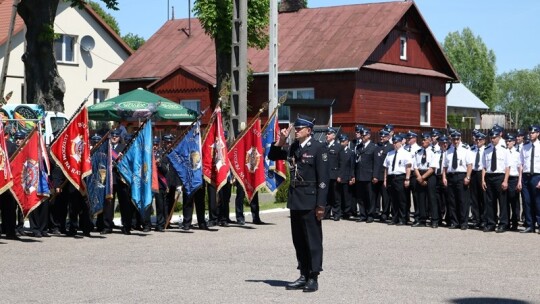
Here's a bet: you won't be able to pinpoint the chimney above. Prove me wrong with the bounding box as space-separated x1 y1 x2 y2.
279 0 306 13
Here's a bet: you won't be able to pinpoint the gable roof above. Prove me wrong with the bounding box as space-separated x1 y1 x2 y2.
107 1 457 84
446 83 489 110
0 1 132 55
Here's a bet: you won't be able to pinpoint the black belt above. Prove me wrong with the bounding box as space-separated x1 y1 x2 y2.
447 172 466 176
509 176 518 180
418 170 429 174
523 173 540 176
290 180 316 188
486 173 504 176
388 174 405 178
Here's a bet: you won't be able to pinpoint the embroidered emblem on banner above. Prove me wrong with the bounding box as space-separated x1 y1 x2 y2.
191 151 201 170
70 135 85 163
245 146 261 173
22 158 38 194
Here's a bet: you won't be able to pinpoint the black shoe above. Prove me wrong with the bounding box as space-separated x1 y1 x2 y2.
431 222 438 229
509 225 519 231
253 219 265 225
286 275 307 290
449 224 459 229
333 217 340 221
411 222 425 227
143 227 151 232
207 221 217 228
82 231 91 237
5 234 21 240
100 229 112 235
121 227 131 235
303 277 319 292
483 226 496 232
396 222 405 226
366 217 374 223
219 221 229 227
66 230 77 237
198 223 209 230
32 231 42 238
49 229 61 235
460 224 468 230
520 227 535 233
180 225 191 231
237 219 245 226
41 231 50 238
155 227 165 232
387 221 396 225
496 226 507 233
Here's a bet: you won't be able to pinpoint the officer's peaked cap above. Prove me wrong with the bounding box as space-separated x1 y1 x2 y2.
294 114 315 128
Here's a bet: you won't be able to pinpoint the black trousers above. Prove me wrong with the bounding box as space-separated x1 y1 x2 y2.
484 173 508 227
49 193 68 233
415 174 438 222
206 183 219 224
29 200 49 234
182 186 206 226
0 191 17 236
387 174 407 223
469 170 485 225
66 190 92 234
373 180 390 220
235 185 260 222
218 182 232 222
290 209 323 275
406 176 417 222
507 176 520 226
338 182 354 218
154 188 168 229
325 179 340 218
435 175 449 224
356 180 375 219
446 172 469 226
116 182 133 231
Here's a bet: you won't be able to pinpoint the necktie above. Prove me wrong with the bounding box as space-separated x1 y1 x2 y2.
421 149 426 164
451 147 458 170
491 147 497 172
437 152 443 175
475 149 480 170
531 145 535 174
391 151 397 172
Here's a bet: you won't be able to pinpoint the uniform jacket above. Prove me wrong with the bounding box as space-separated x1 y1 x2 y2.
268 138 329 210
326 140 342 180
338 145 354 183
373 141 393 180
354 140 376 182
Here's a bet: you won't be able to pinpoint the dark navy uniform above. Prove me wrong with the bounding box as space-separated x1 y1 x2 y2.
324 128 342 219
268 118 329 291
0 138 19 239
337 135 354 219
372 130 393 222
469 133 486 228
354 128 376 222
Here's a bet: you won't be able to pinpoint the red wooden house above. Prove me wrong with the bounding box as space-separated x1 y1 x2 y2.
106 1 458 135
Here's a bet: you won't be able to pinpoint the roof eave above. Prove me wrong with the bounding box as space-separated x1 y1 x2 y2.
104 77 159 83
253 67 359 76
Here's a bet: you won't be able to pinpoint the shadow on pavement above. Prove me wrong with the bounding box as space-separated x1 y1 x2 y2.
245 279 289 287
450 298 531 304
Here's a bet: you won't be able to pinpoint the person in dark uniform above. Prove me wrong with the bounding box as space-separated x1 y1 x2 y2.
469 132 486 228
48 154 68 235
268 114 329 293
481 128 510 233
353 128 376 223
442 131 473 230
384 134 413 225
434 135 449 227
411 132 438 227
323 127 342 220
372 129 393 223
0 129 20 240
162 134 182 229
519 125 540 233
504 133 521 231
337 134 354 219
181 183 207 230
350 124 365 216
153 136 169 232
13 131 27 236
235 185 264 225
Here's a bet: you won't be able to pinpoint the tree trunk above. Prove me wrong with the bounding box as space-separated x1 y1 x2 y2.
18 0 65 112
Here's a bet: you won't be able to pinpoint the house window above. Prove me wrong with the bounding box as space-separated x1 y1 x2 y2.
180 99 201 113
54 34 77 63
400 35 407 60
277 88 314 122
420 92 431 126
93 89 108 104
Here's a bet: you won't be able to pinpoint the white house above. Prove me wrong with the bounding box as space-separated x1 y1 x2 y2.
446 83 489 129
0 1 132 117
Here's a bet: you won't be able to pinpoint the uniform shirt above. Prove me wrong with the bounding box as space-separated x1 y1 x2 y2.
470 145 485 172
405 142 421 154
413 147 438 171
519 140 540 173
507 147 521 177
443 142 473 173
431 143 441 153
434 150 445 175
384 147 412 175
482 141 510 174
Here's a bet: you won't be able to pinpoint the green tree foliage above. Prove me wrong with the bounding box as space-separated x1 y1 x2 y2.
443 28 497 109
122 33 145 50
87 0 120 35
495 66 540 127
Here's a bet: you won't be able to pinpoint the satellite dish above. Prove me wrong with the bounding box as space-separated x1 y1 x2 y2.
80 35 95 52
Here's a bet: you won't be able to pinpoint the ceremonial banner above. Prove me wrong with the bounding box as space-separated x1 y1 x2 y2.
262 113 287 194
50 107 92 193
9 129 49 217
168 122 203 197
116 121 153 216
0 121 13 194
85 140 113 216
202 107 230 192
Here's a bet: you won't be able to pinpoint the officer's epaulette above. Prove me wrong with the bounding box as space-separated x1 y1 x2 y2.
486 144 492 149
461 143 469 149
471 145 477 151
501 144 506 149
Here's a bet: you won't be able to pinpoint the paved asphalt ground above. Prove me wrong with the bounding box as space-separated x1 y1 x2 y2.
1 209 539 304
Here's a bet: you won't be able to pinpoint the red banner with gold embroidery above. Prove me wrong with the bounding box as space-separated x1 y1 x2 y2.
228 118 265 202
202 107 230 192
50 107 92 194
9 129 47 217
0 121 13 194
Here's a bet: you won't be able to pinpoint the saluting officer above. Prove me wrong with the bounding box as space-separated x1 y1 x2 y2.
324 127 342 220
482 128 510 233
519 125 540 233
412 132 439 227
372 129 393 223
504 133 522 231
442 131 473 230
469 132 487 229
353 128 377 223
383 134 413 225
268 114 329 293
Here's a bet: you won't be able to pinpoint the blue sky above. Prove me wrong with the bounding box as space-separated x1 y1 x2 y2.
105 0 540 74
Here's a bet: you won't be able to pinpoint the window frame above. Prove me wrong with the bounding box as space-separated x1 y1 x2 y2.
420 92 431 126
277 88 315 123
54 34 77 64
93 88 108 104
400 35 407 61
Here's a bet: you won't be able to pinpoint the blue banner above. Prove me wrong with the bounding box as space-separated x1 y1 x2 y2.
262 114 286 194
117 122 153 216
85 141 113 216
167 122 203 197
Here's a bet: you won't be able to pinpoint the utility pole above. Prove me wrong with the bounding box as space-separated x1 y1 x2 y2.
268 0 278 116
230 0 247 133
0 0 20 101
